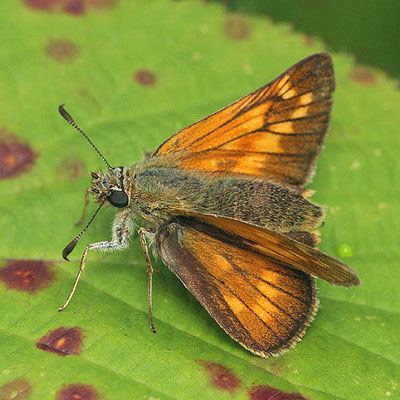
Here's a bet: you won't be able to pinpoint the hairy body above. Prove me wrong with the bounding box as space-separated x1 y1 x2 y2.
91 156 323 236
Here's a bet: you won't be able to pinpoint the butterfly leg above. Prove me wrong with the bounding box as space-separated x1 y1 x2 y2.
59 209 133 311
138 227 157 333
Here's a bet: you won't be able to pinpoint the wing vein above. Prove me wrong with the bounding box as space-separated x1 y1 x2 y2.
209 271 283 341
227 258 304 325
267 111 330 125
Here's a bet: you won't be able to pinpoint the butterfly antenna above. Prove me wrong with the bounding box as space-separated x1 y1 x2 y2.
62 200 105 261
59 104 112 169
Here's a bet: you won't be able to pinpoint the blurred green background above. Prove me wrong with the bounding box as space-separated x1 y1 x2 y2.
211 0 400 78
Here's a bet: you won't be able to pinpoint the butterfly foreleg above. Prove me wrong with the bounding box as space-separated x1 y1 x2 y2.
59 208 134 311
138 227 157 334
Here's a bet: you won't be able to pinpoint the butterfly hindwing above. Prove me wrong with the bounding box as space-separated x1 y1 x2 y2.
156 215 318 357
153 53 335 186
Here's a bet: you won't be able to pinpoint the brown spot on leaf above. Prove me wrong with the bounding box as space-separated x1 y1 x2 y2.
134 70 157 86
36 326 84 356
0 132 37 180
78 88 90 97
249 385 306 400
23 0 57 11
225 16 251 40
0 260 54 293
63 0 86 16
350 65 377 85
0 379 33 400
56 384 100 400
24 0 113 15
199 360 241 393
46 39 79 62
59 158 86 181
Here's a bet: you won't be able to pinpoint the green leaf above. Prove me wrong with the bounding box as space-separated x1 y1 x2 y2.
0 1 399 399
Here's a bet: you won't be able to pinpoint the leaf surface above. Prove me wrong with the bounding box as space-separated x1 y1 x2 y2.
0 1 399 399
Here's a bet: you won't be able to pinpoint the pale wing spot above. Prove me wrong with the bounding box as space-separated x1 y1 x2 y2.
281 88 297 100
268 121 293 134
240 103 271 125
255 289 282 315
238 114 266 133
233 155 270 172
298 92 313 105
259 271 304 310
224 293 246 314
190 153 268 174
252 303 274 325
194 240 234 273
276 74 291 94
215 253 236 272
222 130 282 153
248 274 281 305
257 277 281 300
184 235 230 273
253 294 291 334
291 105 310 119
223 293 273 344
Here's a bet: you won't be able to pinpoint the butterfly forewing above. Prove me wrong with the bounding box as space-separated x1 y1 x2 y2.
180 213 361 287
156 216 318 357
153 53 335 186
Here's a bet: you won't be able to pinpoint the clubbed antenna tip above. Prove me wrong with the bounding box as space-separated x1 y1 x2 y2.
59 104 112 169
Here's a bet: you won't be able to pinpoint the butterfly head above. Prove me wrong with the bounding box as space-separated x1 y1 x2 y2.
90 167 130 209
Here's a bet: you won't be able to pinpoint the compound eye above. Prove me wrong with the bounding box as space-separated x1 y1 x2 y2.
108 190 129 208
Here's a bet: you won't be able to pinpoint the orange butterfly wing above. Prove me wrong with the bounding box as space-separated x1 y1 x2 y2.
153 53 335 186
156 215 318 357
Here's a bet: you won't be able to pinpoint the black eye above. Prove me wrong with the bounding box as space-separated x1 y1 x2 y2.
108 190 129 208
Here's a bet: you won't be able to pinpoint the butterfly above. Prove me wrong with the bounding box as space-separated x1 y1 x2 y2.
59 52 360 357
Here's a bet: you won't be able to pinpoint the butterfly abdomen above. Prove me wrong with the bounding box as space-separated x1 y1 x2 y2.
201 177 324 233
